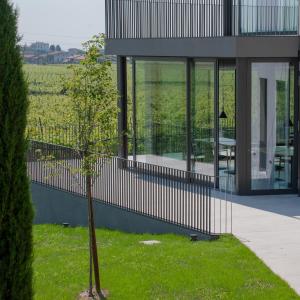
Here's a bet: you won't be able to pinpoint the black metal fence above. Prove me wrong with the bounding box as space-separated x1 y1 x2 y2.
129 120 235 164
26 124 119 154
27 121 236 161
27 140 232 235
105 0 298 39
238 0 298 35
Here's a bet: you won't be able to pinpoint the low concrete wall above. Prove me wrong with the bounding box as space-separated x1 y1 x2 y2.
31 183 212 239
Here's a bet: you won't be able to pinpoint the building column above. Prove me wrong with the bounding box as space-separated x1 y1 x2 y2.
295 55 300 194
298 3 300 35
235 58 251 194
117 56 127 158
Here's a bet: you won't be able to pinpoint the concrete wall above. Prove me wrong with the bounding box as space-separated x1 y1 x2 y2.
31 183 212 239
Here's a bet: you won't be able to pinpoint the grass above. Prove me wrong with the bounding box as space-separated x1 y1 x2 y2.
34 225 299 300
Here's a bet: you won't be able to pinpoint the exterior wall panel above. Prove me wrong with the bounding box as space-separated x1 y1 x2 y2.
105 37 300 58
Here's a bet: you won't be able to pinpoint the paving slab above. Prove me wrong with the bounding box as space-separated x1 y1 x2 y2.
230 194 300 294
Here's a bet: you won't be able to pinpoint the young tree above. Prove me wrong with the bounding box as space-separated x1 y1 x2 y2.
0 1 34 299
63 34 118 299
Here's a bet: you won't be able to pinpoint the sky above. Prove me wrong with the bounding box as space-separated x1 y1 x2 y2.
12 0 106 50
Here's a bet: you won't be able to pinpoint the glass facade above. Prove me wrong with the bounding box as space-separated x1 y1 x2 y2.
219 64 236 191
125 58 297 194
134 60 187 170
251 62 295 190
191 62 215 176
126 57 134 157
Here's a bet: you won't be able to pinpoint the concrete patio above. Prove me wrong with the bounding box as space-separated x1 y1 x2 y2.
230 194 300 295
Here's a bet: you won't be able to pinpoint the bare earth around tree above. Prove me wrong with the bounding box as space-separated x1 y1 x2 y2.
78 288 109 299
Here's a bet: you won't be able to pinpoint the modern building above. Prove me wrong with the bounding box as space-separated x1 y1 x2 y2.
105 0 300 195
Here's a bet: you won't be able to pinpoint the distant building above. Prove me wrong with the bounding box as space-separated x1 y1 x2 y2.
21 42 116 65
64 54 85 64
68 48 84 56
22 51 68 65
46 51 68 64
30 42 49 53
23 54 36 64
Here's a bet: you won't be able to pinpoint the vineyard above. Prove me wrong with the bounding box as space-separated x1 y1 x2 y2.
25 64 73 126
24 64 118 147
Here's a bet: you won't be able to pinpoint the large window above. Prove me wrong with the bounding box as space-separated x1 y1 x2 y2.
126 57 298 193
218 64 236 191
134 60 186 170
191 61 215 176
251 62 294 190
130 59 237 183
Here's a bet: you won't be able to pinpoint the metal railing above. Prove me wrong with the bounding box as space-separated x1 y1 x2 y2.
26 124 118 154
105 0 298 39
26 121 235 158
27 140 232 235
238 0 299 36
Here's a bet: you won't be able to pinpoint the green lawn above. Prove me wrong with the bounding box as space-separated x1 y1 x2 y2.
34 225 299 300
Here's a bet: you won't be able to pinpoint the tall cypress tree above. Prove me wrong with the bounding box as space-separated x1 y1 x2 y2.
0 1 34 299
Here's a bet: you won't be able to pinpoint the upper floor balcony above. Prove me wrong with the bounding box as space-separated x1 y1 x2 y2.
105 0 299 40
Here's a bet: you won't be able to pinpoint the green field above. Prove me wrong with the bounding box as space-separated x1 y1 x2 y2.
25 64 73 126
25 64 117 126
34 225 299 300
24 64 118 146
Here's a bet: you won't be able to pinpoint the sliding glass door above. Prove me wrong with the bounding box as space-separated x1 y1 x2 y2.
134 59 186 170
251 62 295 190
190 60 236 190
218 64 236 191
191 61 215 176
128 57 297 193
131 58 237 184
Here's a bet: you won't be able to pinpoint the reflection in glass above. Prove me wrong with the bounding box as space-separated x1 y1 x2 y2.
218 65 236 191
127 57 134 157
251 63 294 190
134 60 186 170
191 62 215 176
238 0 298 35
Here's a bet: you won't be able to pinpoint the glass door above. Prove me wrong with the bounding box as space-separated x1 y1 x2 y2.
251 62 294 190
218 63 236 191
134 59 187 170
190 60 236 191
191 61 215 177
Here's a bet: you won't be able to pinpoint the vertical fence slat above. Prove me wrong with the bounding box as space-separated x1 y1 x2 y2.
104 0 298 39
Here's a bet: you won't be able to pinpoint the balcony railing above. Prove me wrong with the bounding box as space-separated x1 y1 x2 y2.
105 0 299 39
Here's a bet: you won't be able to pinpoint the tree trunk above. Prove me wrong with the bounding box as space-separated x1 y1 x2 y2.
88 224 93 297
86 172 105 299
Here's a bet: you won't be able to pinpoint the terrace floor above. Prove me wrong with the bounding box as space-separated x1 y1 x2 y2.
129 154 234 177
229 194 300 295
